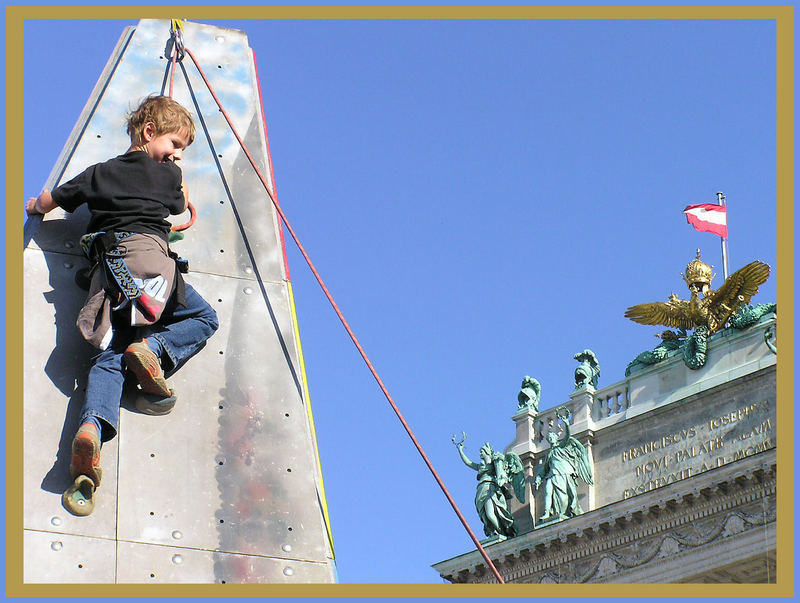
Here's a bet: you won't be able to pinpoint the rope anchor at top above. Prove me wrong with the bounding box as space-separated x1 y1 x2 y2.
169 19 186 62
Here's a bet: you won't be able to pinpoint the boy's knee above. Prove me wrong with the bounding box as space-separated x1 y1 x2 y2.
207 308 219 333
199 302 219 333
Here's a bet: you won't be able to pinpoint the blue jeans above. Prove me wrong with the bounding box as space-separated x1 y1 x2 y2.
80 283 219 442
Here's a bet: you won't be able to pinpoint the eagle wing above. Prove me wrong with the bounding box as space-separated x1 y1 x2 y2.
707 260 771 330
624 298 694 330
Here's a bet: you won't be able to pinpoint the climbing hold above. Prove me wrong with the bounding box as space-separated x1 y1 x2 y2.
62 475 96 517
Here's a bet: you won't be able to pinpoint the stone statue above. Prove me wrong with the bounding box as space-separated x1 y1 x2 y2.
452 433 525 539
574 349 600 390
534 407 593 523
625 250 771 369
517 376 541 413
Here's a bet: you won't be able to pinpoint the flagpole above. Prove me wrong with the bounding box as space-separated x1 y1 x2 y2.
716 191 729 279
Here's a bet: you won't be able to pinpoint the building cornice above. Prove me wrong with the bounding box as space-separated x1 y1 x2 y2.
434 450 776 583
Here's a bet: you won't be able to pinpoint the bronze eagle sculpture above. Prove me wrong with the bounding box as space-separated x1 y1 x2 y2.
625 250 770 334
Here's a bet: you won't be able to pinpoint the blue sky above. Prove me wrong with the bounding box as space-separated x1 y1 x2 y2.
21 11 784 589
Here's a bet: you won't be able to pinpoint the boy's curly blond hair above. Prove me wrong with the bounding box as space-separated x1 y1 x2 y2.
126 95 196 146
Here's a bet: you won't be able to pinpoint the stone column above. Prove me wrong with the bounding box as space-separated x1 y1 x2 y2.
508 407 538 457
569 385 594 434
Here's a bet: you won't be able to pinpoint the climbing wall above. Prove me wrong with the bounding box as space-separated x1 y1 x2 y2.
23 19 335 583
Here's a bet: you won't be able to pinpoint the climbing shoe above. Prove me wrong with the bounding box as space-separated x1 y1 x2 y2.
62 475 97 516
134 389 177 416
124 339 171 398
69 422 102 486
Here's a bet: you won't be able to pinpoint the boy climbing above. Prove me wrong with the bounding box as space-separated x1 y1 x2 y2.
27 95 219 515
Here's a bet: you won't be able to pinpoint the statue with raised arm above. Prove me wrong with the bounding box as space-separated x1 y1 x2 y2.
452 433 525 539
534 407 594 523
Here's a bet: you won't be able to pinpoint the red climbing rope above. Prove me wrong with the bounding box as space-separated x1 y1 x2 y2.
166 21 196 235
171 202 196 232
180 42 506 584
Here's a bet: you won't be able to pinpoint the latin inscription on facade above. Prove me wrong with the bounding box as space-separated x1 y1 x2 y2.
620 400 774 499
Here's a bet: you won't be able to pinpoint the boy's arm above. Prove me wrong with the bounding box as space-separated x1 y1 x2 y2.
172 151 189 212
180 174 189 211
25 190 58 216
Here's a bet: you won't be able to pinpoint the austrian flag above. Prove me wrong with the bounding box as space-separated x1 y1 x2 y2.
683 204 728 238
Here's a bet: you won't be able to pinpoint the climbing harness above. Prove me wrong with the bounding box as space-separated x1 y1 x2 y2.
80 232 141 306
165 22 506 584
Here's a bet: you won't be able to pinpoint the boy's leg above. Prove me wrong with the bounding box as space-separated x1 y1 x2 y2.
71 337 130 486
70 422 102 487
146 283 219 373
123 340 172 397
81 343 128 442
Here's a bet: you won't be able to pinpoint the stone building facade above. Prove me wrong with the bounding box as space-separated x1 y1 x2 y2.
433 313 777 583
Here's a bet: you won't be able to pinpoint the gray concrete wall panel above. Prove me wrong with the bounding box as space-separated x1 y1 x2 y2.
24 19 333 583
24 531 117 583
116 273 328 562
116 541 334 583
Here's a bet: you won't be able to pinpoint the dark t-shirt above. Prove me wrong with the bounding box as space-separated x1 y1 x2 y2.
52 151 185 242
